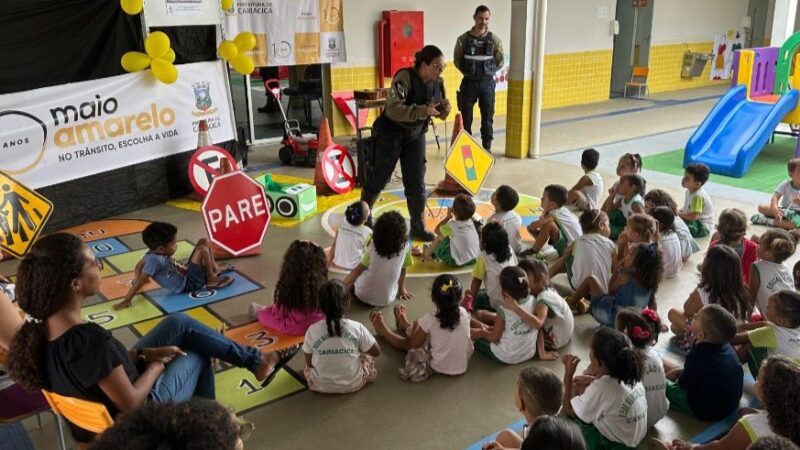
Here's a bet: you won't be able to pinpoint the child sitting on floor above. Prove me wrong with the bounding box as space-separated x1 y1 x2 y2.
472 266 539 365
568 148 604 210
549 209 616 292
668 245 751 351
752 158 800 231
425 194 480 266
707 208 758 283
663 304 743 422
524 185 582 261
328 201 372 270
250 240 327 335
615 307 669 428
651 356 800 450
651 206 683 278
466 222 518 312
345 211 413 307
561 328 648 449
679 163 715 238
601 152 642 213
489 185 525 255
115 221 233 310
569 242 662 324
519 259 574 360
751 229 796 321
481 367 564 450
303 280 380 394
606 174 647 240
370 274 473 382
644 189 701 261
615 213 657 268
734 290 800 377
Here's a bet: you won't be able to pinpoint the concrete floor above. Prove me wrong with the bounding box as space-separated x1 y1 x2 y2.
6 85 786 450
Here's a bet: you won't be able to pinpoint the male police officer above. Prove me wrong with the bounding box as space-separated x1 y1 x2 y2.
454 5 504 150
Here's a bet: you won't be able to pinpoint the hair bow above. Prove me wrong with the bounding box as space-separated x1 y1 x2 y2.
642 308 659 323
645 242 658 252
631 325 650 340
518 276 526 284
440 278 454 293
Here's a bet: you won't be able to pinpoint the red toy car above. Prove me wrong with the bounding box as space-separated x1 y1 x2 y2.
264 78 319 167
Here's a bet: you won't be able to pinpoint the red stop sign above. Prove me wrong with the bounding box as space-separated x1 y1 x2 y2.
201 171 270 256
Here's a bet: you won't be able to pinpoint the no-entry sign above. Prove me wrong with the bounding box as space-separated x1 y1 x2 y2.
201 171 270 256
321 144 356 194
189 145 239 196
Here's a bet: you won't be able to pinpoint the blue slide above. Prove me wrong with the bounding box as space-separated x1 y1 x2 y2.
683 84 799 178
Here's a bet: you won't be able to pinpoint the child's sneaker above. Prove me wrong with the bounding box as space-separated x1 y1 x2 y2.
750 213 774 226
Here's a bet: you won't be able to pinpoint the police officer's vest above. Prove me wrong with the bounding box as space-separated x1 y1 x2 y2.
386 68 430 129
462 31 496 79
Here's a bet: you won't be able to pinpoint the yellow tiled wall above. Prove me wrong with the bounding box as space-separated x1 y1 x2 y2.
505 79 533 158
541 49 614 109
647 42 728 93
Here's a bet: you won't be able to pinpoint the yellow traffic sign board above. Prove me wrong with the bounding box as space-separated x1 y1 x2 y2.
0 171 53 258
444 130 495 196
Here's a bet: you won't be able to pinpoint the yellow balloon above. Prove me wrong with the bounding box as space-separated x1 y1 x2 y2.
121 51 152 72
218 41 238 61
145 32 171 59
164 48 176 63
221 0 233 10
231 54 255 76
151 58 178 84
233 32 256 52
120 0 143 15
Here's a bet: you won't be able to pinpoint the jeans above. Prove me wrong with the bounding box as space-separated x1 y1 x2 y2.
132 313 262 403
458 78 496 146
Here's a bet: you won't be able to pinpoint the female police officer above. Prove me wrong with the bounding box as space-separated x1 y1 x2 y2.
361 45 450 241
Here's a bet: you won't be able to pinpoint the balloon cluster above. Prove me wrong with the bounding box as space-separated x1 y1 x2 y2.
219 32 257 76
121 32 179 84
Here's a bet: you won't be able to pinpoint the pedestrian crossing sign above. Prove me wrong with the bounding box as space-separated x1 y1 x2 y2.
0 171 53 258
444 130 495 196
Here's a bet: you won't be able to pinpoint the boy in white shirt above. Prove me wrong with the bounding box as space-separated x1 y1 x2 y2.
488 185 524 254
679 163 714 238
425 194 480 266
568 148 604 210
752 158 800 230
524 184 582 261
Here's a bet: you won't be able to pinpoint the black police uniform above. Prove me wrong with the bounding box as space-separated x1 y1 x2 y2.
456 31 502 149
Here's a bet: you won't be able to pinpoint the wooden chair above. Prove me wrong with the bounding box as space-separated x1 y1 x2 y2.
624 66 650 98
42 390 113 449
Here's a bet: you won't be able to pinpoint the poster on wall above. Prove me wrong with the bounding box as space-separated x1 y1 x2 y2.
223 0 347 67
144 0 222 26
710 31 743 80
0 61 236 189
494 53 510 91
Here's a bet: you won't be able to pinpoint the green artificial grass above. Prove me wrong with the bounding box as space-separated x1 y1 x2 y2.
642 136 798 194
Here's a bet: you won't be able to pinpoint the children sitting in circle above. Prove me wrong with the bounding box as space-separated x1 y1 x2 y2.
524 184 582 261
425 194 480 266
489 185 525 255
116 221 233 310
344 211 413 307
614 213 657 268
466 222 518 311
550 209 616 292
249 240 327 336
602 153 643 237
750 229 797 320
302 280 380 394
568 148 604 210
679 163 715 238
328 201 372 270
752 158 800 230
606 174 647 240
370 274 473 382
644 189 701 261
733 290 800 376
651 206 683 278
518 259 574 360
708 208 759 283
471 266 539 365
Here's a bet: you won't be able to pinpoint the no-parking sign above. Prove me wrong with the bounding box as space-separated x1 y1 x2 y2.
320 144 356 194
189 146 238 196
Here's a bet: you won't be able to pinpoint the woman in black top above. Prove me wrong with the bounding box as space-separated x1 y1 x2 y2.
7 233 290 442
361 45 451 241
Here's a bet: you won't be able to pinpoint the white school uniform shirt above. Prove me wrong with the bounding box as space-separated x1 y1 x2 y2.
302 318 376 394
775 180 800 211
333 221 372 269
490 295 538 364
550 206 582 243
752 260 794 319
418 307 474 375
739 412 776 443
489 210 524 254
354 241 413 307
683 187 715 230
619 194 645 219
472 250 518 310
581 171 604 209
571 376 648 448
674 217 701 259
659 232 683 278
440 219 480 265
570 233 616 291
747 324 800 360
642 347 669 428
535 288 574 349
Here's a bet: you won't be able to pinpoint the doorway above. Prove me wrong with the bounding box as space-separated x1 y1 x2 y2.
610 0 655 97
746 0 770 48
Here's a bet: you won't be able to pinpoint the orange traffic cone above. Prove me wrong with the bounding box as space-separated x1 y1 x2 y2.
211 156 262 259
314 117 335 195
435 114 470 196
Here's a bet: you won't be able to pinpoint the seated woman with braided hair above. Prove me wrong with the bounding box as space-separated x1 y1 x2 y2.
6 233 296 442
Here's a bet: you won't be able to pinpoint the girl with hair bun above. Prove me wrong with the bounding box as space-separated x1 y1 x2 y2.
328 201 372 269
751 229 797 320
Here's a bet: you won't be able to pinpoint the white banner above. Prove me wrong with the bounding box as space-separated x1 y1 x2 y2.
223 0 346 67
144 0 221 27
0 61 235 189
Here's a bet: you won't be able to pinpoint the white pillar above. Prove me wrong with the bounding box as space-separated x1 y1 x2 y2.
771 0 798 46
530 0 547 158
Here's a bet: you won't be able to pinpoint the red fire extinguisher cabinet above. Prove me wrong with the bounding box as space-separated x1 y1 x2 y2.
381 11 424 78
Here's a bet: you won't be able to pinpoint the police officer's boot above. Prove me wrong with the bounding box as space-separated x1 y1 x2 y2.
407 195 435 242
361 190 380 229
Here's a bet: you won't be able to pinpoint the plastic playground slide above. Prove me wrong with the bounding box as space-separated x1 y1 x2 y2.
683 85 799 178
